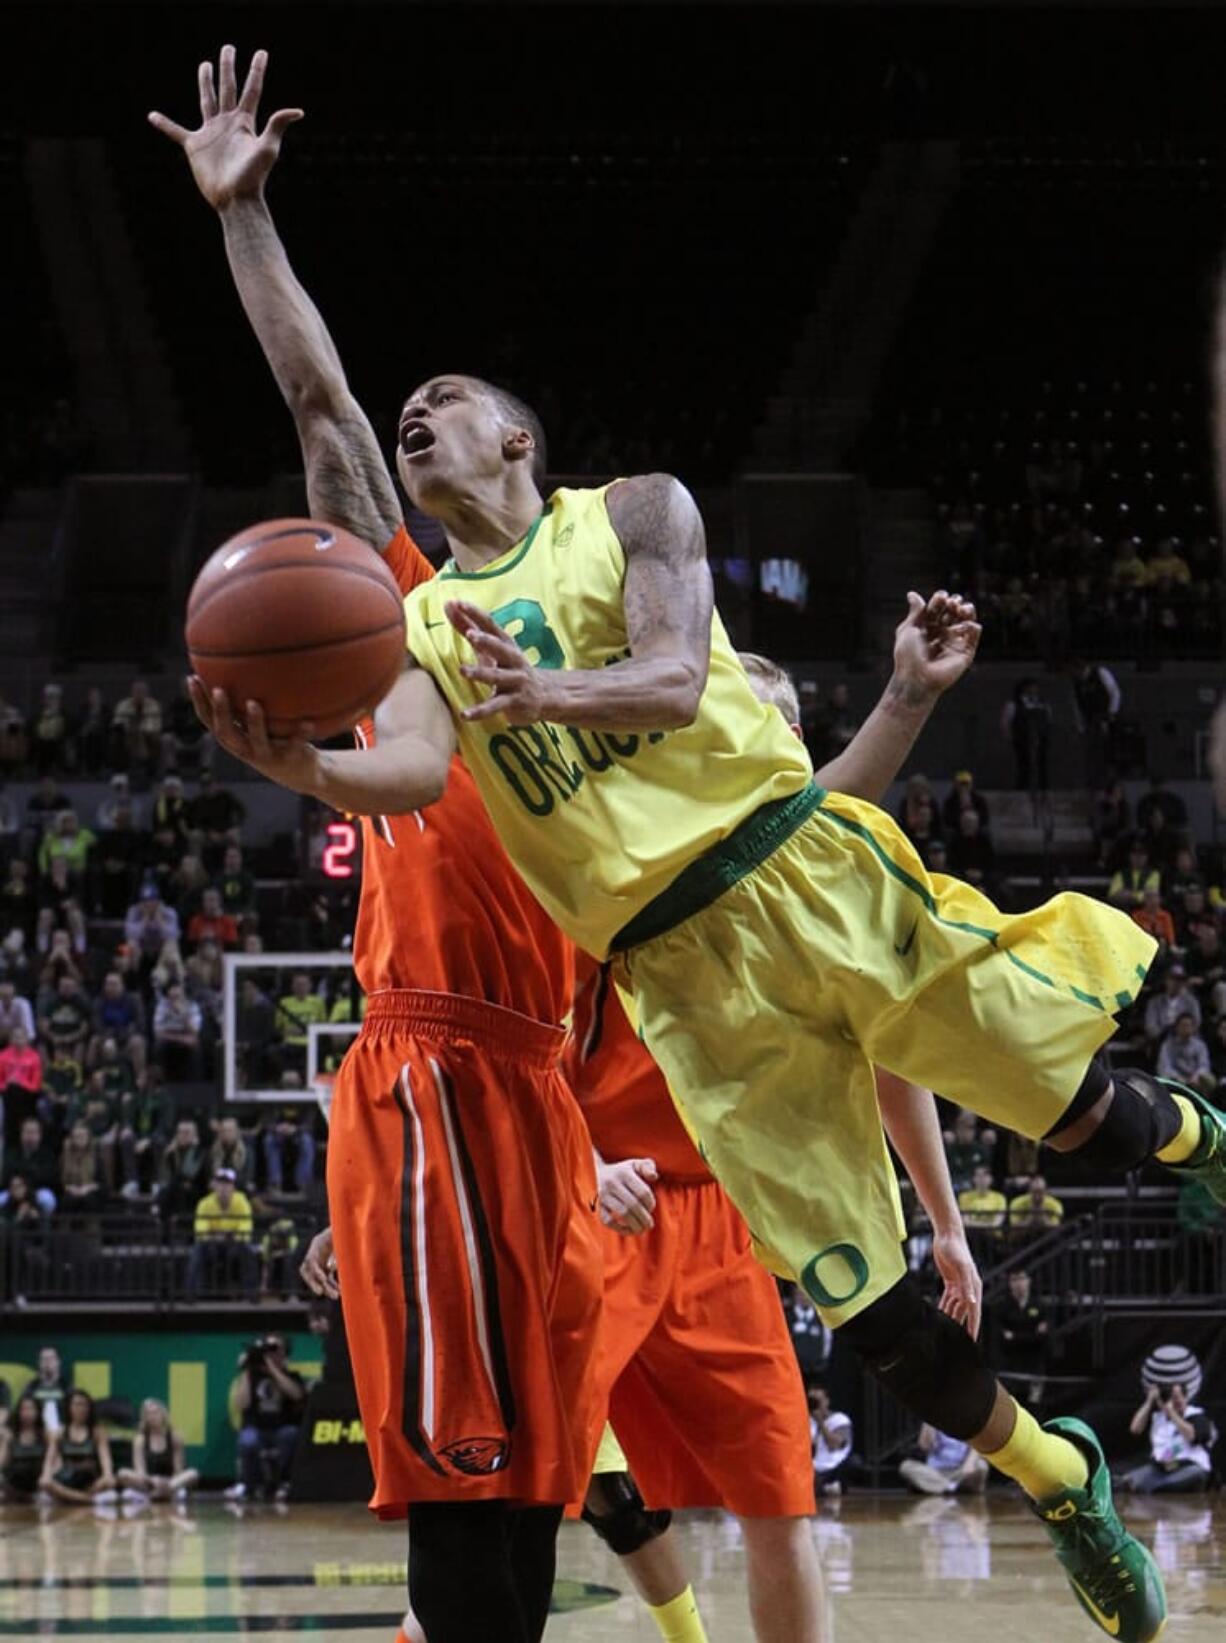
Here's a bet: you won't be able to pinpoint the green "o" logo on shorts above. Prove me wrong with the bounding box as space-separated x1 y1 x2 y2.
800 1242 871 1309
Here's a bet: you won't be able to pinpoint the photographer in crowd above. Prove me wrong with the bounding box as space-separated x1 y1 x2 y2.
225 1332 306 1503
1121 1345 1217 1495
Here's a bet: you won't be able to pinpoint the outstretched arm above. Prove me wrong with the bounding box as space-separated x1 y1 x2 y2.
815 592 980 805
150 46 403 548
188 662 455 815
876 1069 982 1339
447 472 711 729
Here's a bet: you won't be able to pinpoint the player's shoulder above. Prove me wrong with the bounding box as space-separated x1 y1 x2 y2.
604 473 702 553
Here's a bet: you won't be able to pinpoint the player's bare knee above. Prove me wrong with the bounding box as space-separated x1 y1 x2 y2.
582 1471 672 1556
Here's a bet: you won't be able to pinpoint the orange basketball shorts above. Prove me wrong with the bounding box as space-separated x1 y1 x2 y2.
593 1177 815 1517
327 990 604 1514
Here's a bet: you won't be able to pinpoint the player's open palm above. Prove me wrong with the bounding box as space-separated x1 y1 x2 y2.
148 45 303 212
596 1157 659 1236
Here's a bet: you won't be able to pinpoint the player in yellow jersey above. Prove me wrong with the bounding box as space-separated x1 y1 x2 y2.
191 250 1223 1643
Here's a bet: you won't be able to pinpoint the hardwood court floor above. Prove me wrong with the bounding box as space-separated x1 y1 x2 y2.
0 1494 1221 1640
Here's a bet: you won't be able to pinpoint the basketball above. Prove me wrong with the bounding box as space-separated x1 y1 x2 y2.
185 518 407 739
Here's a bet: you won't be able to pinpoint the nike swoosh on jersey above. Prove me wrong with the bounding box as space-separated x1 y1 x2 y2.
1069 1578 1122 1636
894 921 918 957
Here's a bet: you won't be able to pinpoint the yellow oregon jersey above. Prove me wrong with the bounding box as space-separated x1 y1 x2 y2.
404 484 813 957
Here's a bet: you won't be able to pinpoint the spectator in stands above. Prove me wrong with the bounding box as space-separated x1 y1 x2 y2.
59 1119 105 1216
0 1172 48 1303
236 976 277 1088
117 1398 199 1502
0 1116 57 1215
1092 777 1131 870
39 974 90 1067
166 852 208 918
1005 673 1051 788
1132 885 1176 954
226 1332 306 1503
1137 775 1189 843
124 887 181 971
1008 1174 1063 1239
23 1347 67 1431
1145 538 1193 590
0 1395 49 1500
157 1118 208 1221
259 1217 301 1299
95 773 136 832
187 1166 255 1297
1123 1348 1216 1495
949 809 995 889
93 803 144 920
144 822 184 902
943 1109 994 1193
995 1268 1050 1407
185 887 239 952
1070 656 1121 785
111 681 163 782
0 979 34 1046
209 1113 252 1191
116 1077 165 1198
190 771 246 864
0 859 36 949
898 774 941 849
1109 838 1161 911
215 842 254 915
163 677 210 775
808 1385 853 1497
0 780 18 852
941 769 990 835
75 688 109 777
0 694 26 776
900 1425 989 1495
36 859 88 959
29 684 70 776
0 1024 43 1148
152 775 189 843
263 1106 316 1197
38 811 95 893
1156 1013 1215 1095
186 936 224 1027
958 1163 1007 1267
89 972 147 1078
152 981 203 1081
275 972 326 1078
1110 536 1149 592
74 1069 121 1185
42 1388 116 1504
26 775 69 835
1144 962 1201 1047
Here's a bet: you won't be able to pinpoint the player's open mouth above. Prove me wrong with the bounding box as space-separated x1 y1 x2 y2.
400 421 436 459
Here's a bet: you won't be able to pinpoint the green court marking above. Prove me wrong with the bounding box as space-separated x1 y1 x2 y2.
0 1581 619 1632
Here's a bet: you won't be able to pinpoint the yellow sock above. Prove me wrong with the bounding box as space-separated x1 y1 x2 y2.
1155 1093 1202 1164
982 1402 1088 1501
648 1585 710 1643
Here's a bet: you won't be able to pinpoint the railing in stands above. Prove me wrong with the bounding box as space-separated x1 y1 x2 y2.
0 1212 319 1311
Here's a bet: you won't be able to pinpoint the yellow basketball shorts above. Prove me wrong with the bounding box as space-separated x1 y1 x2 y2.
621 787 1156 1327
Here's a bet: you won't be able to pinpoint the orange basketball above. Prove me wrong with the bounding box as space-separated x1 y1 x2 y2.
185 518 406 739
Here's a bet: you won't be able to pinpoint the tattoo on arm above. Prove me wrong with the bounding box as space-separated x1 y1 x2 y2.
608 473 713 667
304 408 404 549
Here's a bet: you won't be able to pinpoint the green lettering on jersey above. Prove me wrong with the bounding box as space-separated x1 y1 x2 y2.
490 598 565 670
489 734 555 817
800 1243 870 1310
567 727 615 773
514 724 584 800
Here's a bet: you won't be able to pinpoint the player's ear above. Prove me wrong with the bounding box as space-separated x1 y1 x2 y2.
502 425 535 467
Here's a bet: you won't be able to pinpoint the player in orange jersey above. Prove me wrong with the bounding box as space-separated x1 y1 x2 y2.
566 653 982 1643
151 50 601 1643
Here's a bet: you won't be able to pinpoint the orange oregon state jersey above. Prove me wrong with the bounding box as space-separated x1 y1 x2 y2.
565 953 710 1184
352 528 573 1024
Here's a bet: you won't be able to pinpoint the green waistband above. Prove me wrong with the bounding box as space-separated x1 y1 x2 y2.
609 781 826 953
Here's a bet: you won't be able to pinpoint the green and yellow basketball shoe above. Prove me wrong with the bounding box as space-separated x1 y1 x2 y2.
1156 1079 1226 1206
1032 1418 1166 1643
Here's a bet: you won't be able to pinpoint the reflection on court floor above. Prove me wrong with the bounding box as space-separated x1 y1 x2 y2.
0 1497 1221 1640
